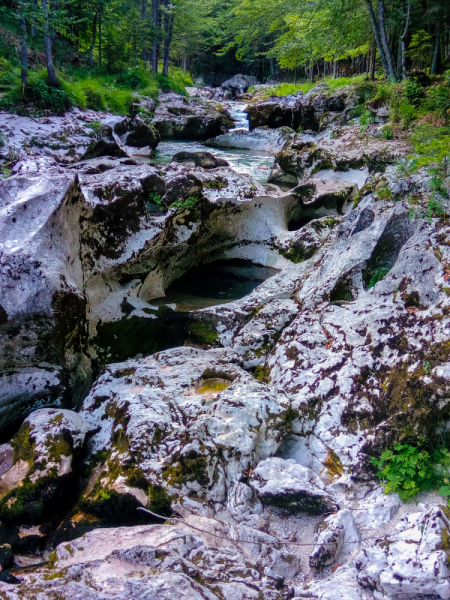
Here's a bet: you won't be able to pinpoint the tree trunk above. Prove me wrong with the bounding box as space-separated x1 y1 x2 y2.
31 0 37 36
431 21 441 75
89 10 99 66
377 0 397 80
399 0 411 80
99 12 102 66
162 0 174 76
333 59 337 78
370 44 376 79
365 0 391 80
151 0 159 72
42 0 58 86
141 0 147 62
19 0 28 86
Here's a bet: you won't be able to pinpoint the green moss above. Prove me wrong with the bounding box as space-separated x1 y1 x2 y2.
43 571 64 580
253 364 271 383
203 176 228 190
11 421 35 465
163 451 209 489
0 470 59 524
147 483 171 515
279 244 317 264
187 321 218 346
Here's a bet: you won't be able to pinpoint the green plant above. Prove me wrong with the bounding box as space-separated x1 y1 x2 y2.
371 443 432 501
169 196 198 210
404 78 423 104
381 125 393 140
86 121 103 133
367 265 391 288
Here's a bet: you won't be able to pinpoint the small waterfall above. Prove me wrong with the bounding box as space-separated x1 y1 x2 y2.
225 102 250 131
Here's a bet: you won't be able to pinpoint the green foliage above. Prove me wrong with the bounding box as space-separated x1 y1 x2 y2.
367 266 390 288
169 196 198 211
408 125 450 175
406 30 432 71
381 125 393 140
371 443 432 501
404 78 423 104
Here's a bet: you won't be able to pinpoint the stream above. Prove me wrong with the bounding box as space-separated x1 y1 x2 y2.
151 102 275 183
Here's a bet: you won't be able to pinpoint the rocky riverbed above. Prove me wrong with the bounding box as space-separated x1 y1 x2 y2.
1 82 450 599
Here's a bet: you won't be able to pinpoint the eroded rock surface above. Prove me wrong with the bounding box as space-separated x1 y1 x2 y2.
152 92 234 139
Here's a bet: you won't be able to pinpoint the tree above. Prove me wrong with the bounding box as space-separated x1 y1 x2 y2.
17 0 28 85
41 0 58 85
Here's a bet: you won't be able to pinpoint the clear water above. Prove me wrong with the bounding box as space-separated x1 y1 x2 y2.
150 101 274 183
151 259 278 312
151 140 274 183
224 101 250 131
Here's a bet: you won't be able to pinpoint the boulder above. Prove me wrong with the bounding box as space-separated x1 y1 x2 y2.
309 509 360 571
113 114 161 150
271 126 411 184
220 74 258 97
356 506 450 599
249 457 338 514
244 85 347 132
5 518 293 598
76 347 292 518
172 151 229 169
152 92 234 140
276 215 341 264
0 408 95 524
0 109 140 164
206 126 295 154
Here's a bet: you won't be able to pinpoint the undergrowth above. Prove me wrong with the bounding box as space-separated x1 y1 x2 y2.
372 437 450 503
0 64 192 116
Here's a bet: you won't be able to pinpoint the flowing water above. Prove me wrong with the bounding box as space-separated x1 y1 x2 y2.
150 103 279 312
151 101 275 183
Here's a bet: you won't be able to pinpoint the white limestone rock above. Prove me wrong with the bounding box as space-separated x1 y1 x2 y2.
249 457 337 514
309 509 361 571
78 347 292 512
356 506 450 599
9 520 288 599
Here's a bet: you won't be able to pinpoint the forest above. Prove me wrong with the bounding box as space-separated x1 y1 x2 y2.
0 0 449 111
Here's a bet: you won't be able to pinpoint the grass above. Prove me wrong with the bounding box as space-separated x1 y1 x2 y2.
0 63 193 116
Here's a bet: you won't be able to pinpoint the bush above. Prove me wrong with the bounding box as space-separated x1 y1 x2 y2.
404 78 423 104
371 443 432 501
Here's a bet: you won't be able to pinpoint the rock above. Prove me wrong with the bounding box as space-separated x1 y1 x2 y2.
356 506 450 599
221 74 258 97
293 565 365 599
172 151 229 169
186 86 232 102
0 158 90 428
0 544 13 573
0 109 141 164
291 178 356 210
113 114 161 150
226 482 263 522
76 347 292 519
0 408 95 525
272 126 411 185
231 298 298 368
206 126 295 154
244 87 347 132
8 518 290 598
249 457 337 514
309 509 360 571
276 216 341 264
152 92 234 140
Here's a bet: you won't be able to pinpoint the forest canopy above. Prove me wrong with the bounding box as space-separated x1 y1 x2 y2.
0 0 449 98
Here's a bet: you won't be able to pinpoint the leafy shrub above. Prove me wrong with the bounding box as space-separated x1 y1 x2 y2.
404 78 423 104
409 125 450 174
371 443 432 501
381 125 393 140
84 87 105 111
